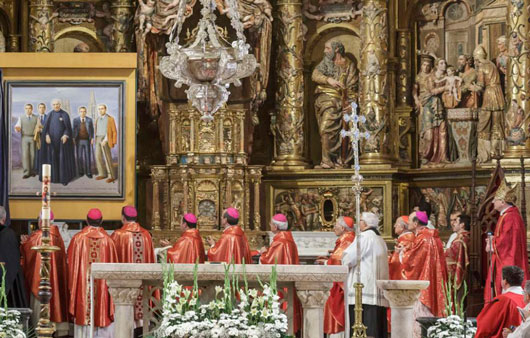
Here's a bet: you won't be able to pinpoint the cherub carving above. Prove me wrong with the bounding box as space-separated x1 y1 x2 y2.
136 0 156 37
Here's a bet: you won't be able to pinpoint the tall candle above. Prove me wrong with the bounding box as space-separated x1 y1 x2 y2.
42 164 51 177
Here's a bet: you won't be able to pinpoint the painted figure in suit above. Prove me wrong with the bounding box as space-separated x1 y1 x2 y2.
72 106 94 178
34 103 47 172
14 103 38 178
94 104 117 183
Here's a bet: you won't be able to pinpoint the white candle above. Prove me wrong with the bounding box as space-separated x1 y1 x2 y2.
42 164 51 177
42 208 50 220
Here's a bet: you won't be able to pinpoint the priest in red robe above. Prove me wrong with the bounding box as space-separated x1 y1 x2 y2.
167 213 206 263
20 210 69 337
485 180 529 303
259 213 301 333
317 216 355 336
445 214 471 290
476 265 526 338
402 211 447 338
110 206 156 325
68 208 118 338
388 215 415 280
207 207 252 264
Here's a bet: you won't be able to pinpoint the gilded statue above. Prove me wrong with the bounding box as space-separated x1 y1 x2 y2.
496 35 508 94
312 40 359 169
456 54 478 109
471 46 505 163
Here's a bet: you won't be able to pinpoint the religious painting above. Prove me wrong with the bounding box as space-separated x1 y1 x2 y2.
6 81 125 198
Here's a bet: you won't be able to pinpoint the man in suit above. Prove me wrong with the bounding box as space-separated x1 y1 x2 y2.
94 104 117 183
14 103 38 178
72 106 94 178
34 103 47 172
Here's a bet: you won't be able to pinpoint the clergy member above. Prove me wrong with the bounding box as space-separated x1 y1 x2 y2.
388 215 415 280
402 211 447 338
342 212 389 338
445 214 470 290
320 216 355 336
476 265 526 338
503 280 530 338
259 213 301 333
111 206 156 325
167 213 206 263
207 207 252 264
20 210 69 336
68 208 118 338
485 180 529 303
446 212 460 249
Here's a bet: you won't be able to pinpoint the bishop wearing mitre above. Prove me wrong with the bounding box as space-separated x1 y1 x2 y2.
111 206 156 326
68 208 118 338
167 213 206 263
207 207 252 264
21 210 69 337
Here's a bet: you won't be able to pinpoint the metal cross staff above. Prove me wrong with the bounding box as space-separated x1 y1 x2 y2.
341 101 370 338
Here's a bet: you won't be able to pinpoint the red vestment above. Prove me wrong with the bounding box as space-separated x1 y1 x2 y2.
476 290 525 338
260 231 301 333
388 232 415 280
484 206 530 302
20 225 68 323
111 222 156 321
445 230 470 289
403 227 448 317
67 226 118 327
324 231 355 334
167 229 206 264
207 226 252 264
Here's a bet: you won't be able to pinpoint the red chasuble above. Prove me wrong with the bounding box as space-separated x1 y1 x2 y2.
403 227 448 317
20 225 68 323
207 226 252 264
324 231 355 334
111 222 156 321
476 290 525 338
167 229 206 264
388 232 415 280
445 230 470 289
484 206 530 303
67 226 118 327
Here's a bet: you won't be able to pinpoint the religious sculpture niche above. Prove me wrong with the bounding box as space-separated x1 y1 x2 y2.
312 39 359 169
302 0 362 22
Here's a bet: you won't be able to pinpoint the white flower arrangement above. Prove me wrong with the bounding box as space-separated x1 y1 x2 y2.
0 264 26 338
427 315 476 338
154 262 289 338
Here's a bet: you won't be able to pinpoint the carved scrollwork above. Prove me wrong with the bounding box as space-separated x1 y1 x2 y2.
296 289 330 308
109 287 141 305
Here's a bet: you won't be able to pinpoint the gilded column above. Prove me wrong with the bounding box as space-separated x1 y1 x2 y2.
504 0 530 158
8 0 19 51
150 167 164 230
111 0 134 52
167 105 178 165
271 0 309 169
29 0 55 52
396 30 410 107
359 0 393 164
395 29 413 167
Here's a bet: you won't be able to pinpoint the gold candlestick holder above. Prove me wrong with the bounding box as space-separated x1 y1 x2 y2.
351 282 367 338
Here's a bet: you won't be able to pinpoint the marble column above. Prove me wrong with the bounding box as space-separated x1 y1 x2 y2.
107 280 142 338
359 0 393 164
29 0 55 52
377 280 430 338
111 0 134 52
296 282 330 338
504 0 530 158
271 0 309 169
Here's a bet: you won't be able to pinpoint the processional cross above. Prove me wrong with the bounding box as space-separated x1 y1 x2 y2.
341 101 370 338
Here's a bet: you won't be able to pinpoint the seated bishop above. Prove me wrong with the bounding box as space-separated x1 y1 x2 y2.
476 265 526 338
20 210 69 337
167 213 206 264
110 206 156 326
207 207 252 264
68 208 118 338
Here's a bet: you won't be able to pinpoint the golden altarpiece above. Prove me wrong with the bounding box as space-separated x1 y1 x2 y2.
1 0 530 297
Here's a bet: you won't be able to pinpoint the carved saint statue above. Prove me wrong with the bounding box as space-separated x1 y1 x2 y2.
496 35 508 94
472 45 505 163
456 54 478 109
312 40 359 169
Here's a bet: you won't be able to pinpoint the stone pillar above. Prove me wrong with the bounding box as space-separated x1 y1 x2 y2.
296 282 330 338
107 280 142 338
111 0 134 52
29 0 55 52
377 280 430 338
504 0 530 158
359 0 393 164
271 0 309 169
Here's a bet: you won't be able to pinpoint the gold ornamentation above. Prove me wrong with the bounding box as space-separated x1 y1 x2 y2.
494 179 517 204
111 0 134 52
397 30 410 107
29 0 56 52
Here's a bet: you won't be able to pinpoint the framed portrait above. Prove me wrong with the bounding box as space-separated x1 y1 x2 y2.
6 81 125 198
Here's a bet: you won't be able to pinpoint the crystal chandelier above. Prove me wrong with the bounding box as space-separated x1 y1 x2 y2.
159 0 258 121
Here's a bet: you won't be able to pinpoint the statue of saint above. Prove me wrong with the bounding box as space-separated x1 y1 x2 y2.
472 46 505 163
312 40 359 169
456 54 478 109
496 35 508 94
